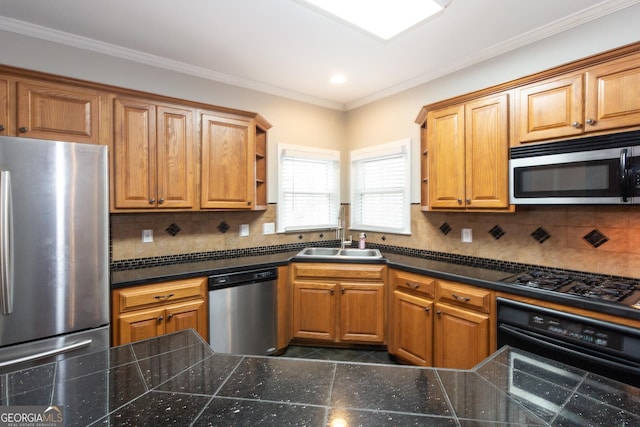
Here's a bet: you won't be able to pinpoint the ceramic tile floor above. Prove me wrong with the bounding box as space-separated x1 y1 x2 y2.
279 345 399 365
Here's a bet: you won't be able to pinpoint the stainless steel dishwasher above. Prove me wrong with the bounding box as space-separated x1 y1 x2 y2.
208 268 278 355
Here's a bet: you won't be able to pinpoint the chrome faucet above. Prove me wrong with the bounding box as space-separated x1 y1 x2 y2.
337 205 352 249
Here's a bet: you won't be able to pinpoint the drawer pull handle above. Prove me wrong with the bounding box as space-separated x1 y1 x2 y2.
406 282 420 289
452 293 470 302
167 313 174 320
424 307 430 313
157 315 164 321
154 293 175 300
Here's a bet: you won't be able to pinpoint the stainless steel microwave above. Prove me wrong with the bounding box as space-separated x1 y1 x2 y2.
509 130 640 204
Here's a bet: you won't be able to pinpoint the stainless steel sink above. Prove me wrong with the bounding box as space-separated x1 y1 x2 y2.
339 248 381 257
298 247 341 257
296 247 383 260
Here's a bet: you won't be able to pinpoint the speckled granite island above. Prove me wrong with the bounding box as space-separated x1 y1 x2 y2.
1 329 638 426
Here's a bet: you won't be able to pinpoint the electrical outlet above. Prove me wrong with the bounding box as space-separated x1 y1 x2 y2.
142 229 153 243
263 222 275 235
239 224 250 237
461 228 472 243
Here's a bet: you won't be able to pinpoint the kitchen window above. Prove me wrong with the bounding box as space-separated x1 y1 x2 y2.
277 144 340 233
350 139 411 235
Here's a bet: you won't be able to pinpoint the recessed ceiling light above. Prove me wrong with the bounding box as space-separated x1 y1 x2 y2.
303 0 448 40
330 74 347 84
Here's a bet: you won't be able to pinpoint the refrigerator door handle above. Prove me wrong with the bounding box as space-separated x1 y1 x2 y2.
0 170 14 315
0 339 93 368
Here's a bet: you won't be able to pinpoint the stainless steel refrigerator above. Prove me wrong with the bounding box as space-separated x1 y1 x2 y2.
0 136 109 372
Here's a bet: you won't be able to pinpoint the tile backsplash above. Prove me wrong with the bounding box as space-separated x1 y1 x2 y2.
110 205 640 279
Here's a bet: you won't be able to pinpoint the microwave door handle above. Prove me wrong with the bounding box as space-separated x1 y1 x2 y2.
620 148 630 202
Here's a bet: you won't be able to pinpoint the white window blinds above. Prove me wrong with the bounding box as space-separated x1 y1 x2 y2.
351 139 411 234
277 144 340 232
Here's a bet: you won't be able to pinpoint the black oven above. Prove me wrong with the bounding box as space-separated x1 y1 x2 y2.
497 298 640 387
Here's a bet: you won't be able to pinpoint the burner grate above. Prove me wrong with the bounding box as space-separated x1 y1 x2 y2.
507 271 638 303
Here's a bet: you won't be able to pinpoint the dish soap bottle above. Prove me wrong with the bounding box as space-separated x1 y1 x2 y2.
358 232 366 249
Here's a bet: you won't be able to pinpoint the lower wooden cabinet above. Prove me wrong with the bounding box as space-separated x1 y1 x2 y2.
389 290 434 366
388 269 436 366
388 269 494 369
291 263 387 345
433 302 490 369
111 277 208 346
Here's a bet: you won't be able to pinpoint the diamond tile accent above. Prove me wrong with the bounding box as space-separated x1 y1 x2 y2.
439 223 452 235
584 229 609 248
217 221 230 234
489 225 505 240
531 227 550 244
165 223 181 236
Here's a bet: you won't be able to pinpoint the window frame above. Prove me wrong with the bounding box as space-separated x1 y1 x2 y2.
277 143 341 233
350 139 411 235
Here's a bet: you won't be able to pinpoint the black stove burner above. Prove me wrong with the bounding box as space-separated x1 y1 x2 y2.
506 271 639 304
508 271 570 291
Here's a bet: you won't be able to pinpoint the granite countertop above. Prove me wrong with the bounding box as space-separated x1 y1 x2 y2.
1 329 638 426
111 250 640 321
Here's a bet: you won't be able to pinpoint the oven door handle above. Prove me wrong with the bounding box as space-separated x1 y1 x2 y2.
499 324 640 372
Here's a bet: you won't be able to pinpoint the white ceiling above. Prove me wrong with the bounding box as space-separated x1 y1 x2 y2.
0 0 638 110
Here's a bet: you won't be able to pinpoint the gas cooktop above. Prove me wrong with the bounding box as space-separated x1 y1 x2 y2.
502 270 640 308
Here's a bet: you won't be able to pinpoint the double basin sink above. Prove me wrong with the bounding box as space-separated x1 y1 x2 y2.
295 247 383 260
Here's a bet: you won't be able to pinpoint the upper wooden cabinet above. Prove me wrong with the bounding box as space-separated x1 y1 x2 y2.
516 51 640 144
0 77 9 136
424 93 511 212
0 75 108 144
200 113 256 210
112 97 196 211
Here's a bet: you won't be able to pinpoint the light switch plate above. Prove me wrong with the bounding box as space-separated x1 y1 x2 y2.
263 222 275 235
142 229 153 243
239 224 250 237
461 228 472 243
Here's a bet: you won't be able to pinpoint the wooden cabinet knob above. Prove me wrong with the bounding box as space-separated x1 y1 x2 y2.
572 121 582 128
149 198 156 204
0 125 5 132
158 198 164 205
157 315 164 322
18 127 27 133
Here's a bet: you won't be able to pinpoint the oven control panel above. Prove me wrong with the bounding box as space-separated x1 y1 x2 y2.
528 313 623 351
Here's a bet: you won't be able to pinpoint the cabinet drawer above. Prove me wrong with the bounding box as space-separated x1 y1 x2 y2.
117 277 206 312
390 269 436 299
293 263 386 281
437 280 492 313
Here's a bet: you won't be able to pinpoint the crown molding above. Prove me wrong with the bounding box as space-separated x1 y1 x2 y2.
0 16 346 111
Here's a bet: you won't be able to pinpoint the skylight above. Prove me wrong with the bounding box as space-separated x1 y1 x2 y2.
303 0 447 40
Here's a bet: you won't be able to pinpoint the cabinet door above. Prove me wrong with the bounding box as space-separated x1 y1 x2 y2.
516 73 583 142
465 94 509 209
16 81 104 144
113 97 157 209
434 303 489 369
201 114 255 209
427 104 466 209
389 291 433 366
118 307 165 345
156 105 196 209
585 52 640 132
339 282 385 343
292 281 337 341
0 77 9 136
165 300 207 339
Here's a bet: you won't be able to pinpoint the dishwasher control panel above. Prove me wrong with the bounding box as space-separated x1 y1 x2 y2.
208 268 278 289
